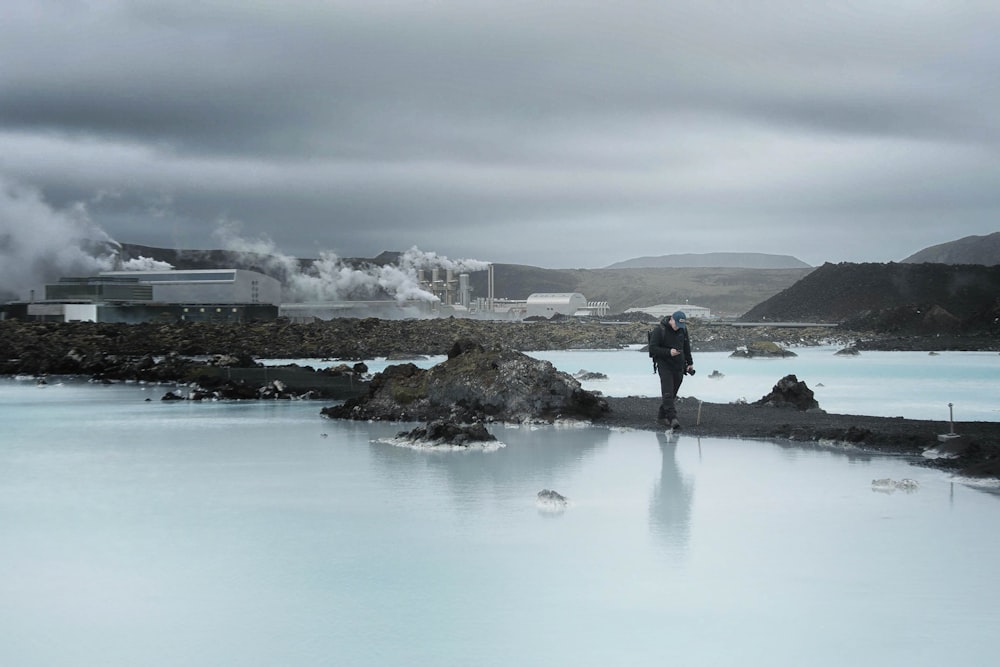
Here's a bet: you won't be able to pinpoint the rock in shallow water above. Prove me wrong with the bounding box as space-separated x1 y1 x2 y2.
536 489 570 511
395 420 496 447
322 341 609 423
753 374 820 411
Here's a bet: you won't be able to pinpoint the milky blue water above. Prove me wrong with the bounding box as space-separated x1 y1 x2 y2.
3 348 1000 666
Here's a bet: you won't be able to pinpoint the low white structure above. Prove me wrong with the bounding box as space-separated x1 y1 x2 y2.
625 304 711 320
26 303 98 322
525 293 588 318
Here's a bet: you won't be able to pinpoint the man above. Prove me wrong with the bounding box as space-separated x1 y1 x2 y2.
648 310 695 429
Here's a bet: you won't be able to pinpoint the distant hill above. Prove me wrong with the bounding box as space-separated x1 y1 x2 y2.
605 252 811 270
901 232 1000 265
466 265 812 317
742 262 1000 333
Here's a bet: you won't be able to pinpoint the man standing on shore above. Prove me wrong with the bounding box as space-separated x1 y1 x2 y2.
649 311 695 429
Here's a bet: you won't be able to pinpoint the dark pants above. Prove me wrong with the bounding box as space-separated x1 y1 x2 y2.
657 365 684 420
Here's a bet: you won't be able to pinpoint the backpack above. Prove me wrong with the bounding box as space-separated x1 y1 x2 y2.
647 323 663 372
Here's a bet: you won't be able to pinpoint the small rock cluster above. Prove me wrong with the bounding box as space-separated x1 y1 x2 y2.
730 341 798 358
395 420 496 447
162 379 313 401
536 489 570 511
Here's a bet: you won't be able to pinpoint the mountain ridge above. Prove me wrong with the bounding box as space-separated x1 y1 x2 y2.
604 252 811 270
901 232 1000 265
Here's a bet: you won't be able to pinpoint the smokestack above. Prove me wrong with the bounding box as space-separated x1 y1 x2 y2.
459 273 470 307
488 263 494 312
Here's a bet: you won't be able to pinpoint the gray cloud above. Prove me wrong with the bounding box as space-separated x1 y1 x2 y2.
2 0 999 273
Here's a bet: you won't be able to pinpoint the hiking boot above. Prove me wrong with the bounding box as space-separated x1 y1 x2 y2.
670 418 682 430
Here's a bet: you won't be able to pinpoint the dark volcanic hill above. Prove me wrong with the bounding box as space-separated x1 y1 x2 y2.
901 232 1000 265
741 262 1000 334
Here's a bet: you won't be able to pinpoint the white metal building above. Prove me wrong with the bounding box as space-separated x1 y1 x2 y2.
525 293 589 318
97 269 282 305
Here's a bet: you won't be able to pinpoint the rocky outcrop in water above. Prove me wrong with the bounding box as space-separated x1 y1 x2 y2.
322 341 609 423
178 378 317 401
394 420 497 447
729 341 798 358
871 478 919 493
573 369 608 380
536 489 570 511
753 374 820 411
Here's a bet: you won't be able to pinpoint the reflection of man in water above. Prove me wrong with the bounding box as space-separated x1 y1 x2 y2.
649 431 695 551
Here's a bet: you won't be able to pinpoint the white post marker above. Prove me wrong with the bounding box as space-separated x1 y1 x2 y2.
937 402 961 443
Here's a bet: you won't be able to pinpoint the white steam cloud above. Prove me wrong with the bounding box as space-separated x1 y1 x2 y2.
212 221 489 303
118 255 174 272
0 178 173 301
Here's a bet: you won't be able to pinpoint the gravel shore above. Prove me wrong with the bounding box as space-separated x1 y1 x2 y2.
596 396 1000 479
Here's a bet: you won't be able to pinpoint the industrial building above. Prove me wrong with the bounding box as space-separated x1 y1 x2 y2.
415 267 476 309
3 264 611 323
525 293 610 319
280 266 491 321
15 269 281 323
95 269 281 305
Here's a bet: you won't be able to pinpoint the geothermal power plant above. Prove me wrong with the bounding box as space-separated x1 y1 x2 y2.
2 263 613 323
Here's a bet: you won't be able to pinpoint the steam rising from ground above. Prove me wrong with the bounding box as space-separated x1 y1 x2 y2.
213 222 490 303
0 178 173 301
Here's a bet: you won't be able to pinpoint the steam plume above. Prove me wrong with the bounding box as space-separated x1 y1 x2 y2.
212 222 489 303
0 178 172 301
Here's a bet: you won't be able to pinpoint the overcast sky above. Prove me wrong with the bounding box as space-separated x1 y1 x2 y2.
2 0 999 270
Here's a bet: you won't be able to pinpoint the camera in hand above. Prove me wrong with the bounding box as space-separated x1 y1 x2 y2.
685 367 696 376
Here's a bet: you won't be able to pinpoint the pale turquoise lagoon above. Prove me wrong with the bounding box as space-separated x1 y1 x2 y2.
2 347 999 666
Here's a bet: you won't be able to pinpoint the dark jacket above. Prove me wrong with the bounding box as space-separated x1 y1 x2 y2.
649 319 693 372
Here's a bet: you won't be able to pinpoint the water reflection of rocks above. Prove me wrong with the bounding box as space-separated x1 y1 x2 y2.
368 422 612 507
649 431 695 553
